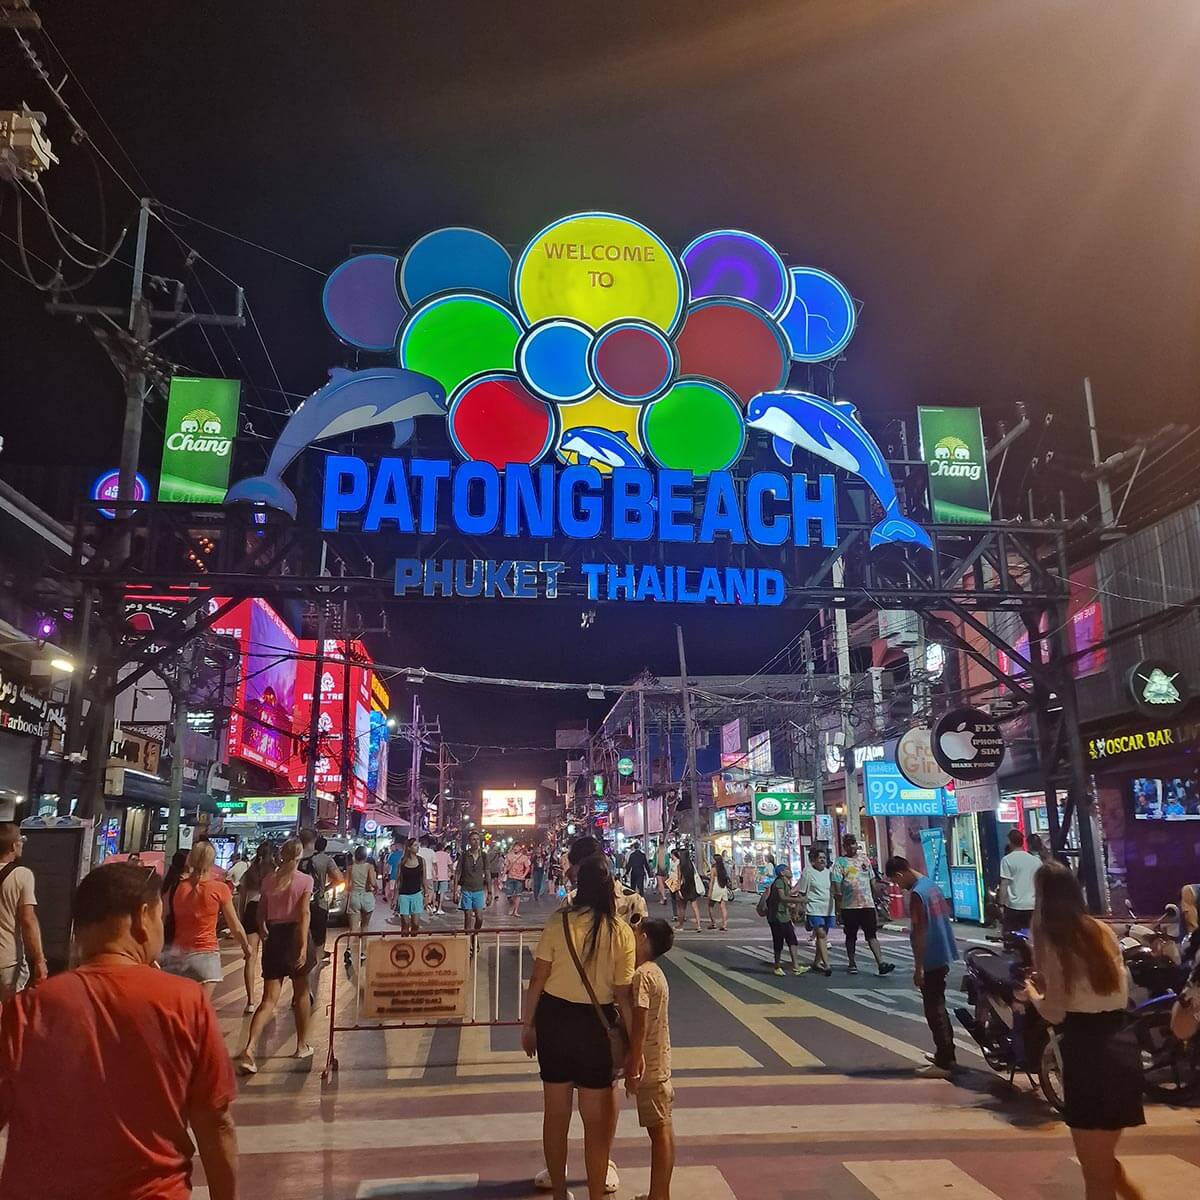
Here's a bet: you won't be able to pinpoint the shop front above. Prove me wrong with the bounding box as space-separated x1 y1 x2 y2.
1084 708 1200 915
0 655 66 821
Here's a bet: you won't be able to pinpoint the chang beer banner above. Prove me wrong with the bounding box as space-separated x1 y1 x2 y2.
160 377 240 502
918 406 990 524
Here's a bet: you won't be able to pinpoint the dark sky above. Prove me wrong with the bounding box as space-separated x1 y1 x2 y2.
4 1 1200 786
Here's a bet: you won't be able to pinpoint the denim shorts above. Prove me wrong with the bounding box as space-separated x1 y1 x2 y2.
460 889 486 911
395 892 424 917
806 914 835 932
505 878 525 897
348 892 376 915
163 949 223 984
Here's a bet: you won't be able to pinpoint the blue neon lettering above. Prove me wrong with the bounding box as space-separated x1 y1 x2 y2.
363 457 415 533
453 462 500 534
581 562 605 599
657 470 695 543
422 559 454 596
394 558 422 595
540 561 565 599
758 569 786 605
455 560 484 597
409 459 450 533
727 569 754 604
606 563 637 601
321 455 369 530
483 560 515 598
558 466 603 537
792 473 838 548
513 561 539 598
611 468 655 540
746 472 789 546
503 464 555 537
635 565 664 601
697 471 746 544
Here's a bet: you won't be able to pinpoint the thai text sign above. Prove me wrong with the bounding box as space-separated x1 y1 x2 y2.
362 937 468 1022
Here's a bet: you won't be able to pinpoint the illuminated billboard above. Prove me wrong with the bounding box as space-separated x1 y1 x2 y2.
159 376 240 503
481 789 537 827
223 794 300 824
211 598 298 778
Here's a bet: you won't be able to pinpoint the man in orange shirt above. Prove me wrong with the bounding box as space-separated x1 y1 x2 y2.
0 862 238 1200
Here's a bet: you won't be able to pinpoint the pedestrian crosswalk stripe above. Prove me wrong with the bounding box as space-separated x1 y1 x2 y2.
1075 1154 1200 1192
356 1175 479 1197
845 1158 1003 1198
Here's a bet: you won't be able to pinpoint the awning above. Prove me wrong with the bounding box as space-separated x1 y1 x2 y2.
360 808 410 829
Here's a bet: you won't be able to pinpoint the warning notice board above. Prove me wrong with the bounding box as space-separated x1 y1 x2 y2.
361 937 469 1021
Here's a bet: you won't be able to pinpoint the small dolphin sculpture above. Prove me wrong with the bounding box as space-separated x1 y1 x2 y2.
746 390 933 549
559 426 646 471
225 366 446 518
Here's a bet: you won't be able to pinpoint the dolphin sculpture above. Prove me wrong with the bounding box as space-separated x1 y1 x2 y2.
745 390 933 549
559 427 646 471
225 366 446 518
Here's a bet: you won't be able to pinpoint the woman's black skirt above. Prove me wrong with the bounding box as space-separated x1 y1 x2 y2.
262 920 317 981
1060 1010 1145 1130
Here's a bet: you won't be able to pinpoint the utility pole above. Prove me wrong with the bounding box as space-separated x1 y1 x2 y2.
637 678 650 856
1084 377 1115 530
437 740 448 838
165 634 193 857
120 199 151 505
831 562 861 840
675 625 701 850
408 693 422 835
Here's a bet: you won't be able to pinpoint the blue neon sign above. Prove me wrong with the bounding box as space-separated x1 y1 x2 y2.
863 760 950 817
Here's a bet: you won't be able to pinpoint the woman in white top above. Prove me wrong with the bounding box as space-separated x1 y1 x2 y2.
1016 864 1145 1200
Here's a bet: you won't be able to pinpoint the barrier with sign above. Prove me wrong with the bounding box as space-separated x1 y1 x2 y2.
321 927 534 1081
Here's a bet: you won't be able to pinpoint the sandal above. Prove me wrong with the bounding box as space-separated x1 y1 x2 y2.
234 1055 258 1076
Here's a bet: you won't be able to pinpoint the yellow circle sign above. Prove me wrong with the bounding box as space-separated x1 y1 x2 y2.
514 213 686 335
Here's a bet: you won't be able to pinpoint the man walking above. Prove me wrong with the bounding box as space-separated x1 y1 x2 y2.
832 835 894 976
486 841 505 904
455 831 491 937
626 841 649 896
0 861 238 1199
417 837 437 909
299 830 342 961
0 824 45 1003
998 829 1040 933
431 842 452 914
886 855 960 1078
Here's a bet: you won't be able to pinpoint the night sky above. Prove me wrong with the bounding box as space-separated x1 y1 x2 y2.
3 1 1199 788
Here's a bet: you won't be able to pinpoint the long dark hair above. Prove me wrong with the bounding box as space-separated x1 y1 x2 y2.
1032 863 1121 995
715 854 729 888
243 841 278 892
571 855 617 961
677 849 696 888
161 849 189 895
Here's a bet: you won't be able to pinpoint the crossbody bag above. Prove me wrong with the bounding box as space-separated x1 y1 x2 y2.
561 910 630 1081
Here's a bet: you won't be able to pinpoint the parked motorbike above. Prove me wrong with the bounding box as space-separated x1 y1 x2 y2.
955 931 1063 1110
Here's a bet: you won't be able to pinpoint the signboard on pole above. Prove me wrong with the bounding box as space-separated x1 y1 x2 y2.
753 791 815 821
918 406 990 524
863 760 949 817
361 937 468 1021
159 376 240 503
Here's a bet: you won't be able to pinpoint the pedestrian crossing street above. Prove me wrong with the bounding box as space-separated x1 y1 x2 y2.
191 1153 1200 1198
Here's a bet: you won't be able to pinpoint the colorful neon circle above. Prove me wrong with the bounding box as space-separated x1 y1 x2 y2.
639 379 746 476
322 254 406 352
513 212 686 335
681 230 793 318
674 298 791 406
92 469 151 519
447 372 558 469
778 267 857 362
517 319 595 403
400 227 512 308
397 293 522 396
588 320 677 404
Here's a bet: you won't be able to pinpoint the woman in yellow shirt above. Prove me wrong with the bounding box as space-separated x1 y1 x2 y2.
522 856 636 1200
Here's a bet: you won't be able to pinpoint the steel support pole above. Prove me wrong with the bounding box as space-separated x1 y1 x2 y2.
675 625 701 850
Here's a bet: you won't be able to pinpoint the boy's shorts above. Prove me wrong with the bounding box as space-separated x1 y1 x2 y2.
636 1080 674 1128
806 914 834 932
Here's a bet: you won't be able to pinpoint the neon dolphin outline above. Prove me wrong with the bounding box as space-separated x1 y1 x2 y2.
745 390 933 549
558 426 646 471
225 366 446 518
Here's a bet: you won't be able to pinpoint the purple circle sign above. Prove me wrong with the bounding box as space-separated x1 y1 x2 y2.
680 230 793 318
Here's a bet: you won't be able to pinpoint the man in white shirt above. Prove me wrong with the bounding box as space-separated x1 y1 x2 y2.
417 838 437 909
999 829 1041 934
226 853 250 890
431 843 452 914
0 822 46 1001
796 848 835 976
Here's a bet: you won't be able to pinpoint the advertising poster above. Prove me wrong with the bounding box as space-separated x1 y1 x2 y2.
159 376 240 503
918 406 990 524
481 789 537 826
863 760 948 817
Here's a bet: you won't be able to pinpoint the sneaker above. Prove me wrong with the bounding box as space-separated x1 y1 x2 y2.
792 964 809 975
820 966 833 977
533 1162 616 1193
773 966 785 976
915 1063 952 1079
847 964 859 974
879 962 896 976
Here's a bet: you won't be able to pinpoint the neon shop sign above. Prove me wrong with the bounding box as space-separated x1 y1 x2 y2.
228 213 931 605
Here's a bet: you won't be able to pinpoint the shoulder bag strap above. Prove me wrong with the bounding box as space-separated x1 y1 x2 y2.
561 909 614 1028
0 862 21 890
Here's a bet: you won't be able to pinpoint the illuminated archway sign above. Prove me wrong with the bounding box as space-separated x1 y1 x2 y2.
227 212 933 605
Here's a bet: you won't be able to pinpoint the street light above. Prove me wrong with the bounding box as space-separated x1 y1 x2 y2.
49 658 74 673
386 716 397 730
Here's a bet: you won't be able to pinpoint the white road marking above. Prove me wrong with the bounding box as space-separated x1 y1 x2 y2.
845 1158 1003 1198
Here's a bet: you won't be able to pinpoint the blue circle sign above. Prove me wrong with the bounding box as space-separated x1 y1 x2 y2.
92 469 151 519
778 267 857 362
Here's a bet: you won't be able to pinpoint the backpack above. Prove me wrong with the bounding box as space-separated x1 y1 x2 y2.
756 887 771 918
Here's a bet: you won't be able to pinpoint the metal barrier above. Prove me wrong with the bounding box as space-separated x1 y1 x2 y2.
321 925 534 1081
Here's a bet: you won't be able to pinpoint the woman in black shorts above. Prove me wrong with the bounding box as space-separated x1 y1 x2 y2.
522 856 636 1200
237 841 277 1013
1016 864 1145 1200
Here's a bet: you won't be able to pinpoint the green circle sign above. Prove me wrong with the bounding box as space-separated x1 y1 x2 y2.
617 756 635 777
398 292 521 396
639 379 746 476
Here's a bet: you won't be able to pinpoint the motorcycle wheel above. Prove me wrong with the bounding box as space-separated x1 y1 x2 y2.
1038 1038 1065 1113
1144 1041 1200 1104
